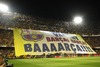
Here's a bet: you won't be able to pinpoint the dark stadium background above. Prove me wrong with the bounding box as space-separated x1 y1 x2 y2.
1 0 100 23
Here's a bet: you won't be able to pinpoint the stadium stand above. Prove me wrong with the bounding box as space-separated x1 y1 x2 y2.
0 12 100 58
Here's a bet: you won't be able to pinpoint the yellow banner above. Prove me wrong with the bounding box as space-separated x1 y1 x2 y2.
13 29 96 56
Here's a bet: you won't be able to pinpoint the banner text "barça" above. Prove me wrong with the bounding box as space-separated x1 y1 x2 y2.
24 43 93 53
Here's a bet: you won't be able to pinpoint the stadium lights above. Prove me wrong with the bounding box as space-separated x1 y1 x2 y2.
73 16 83 24
0 3 9 12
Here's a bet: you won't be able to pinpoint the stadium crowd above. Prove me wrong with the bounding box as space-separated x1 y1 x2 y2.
0 29 13 47
0 12 100 59
0 12 100 35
